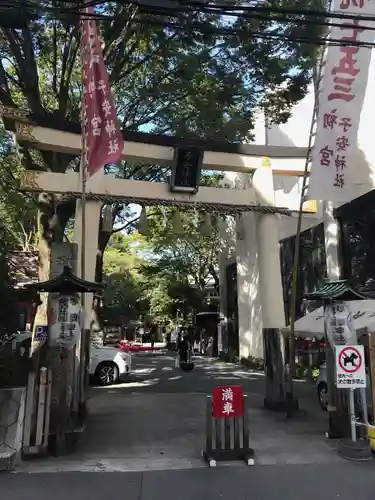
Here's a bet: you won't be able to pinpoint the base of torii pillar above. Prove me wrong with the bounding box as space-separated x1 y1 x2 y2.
72 194 102 421
253 164 299 414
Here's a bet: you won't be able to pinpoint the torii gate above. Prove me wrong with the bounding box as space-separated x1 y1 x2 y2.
1 105 313 356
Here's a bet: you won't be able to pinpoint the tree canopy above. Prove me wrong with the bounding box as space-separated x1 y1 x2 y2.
102 199 223 325
0 0 325 193
102 232 149 324
0 127 38 338
1 1 324 137
0 0 326 327
0 127 37 247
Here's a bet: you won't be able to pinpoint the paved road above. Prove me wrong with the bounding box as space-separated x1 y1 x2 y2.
2 462 375 500
7 353 375 496
18 353 343 472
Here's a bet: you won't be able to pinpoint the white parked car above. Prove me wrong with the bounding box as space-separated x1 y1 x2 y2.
11 332 131 386
90 344 132 386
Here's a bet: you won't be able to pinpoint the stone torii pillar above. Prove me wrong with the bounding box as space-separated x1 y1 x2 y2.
72 172 103 329
72 170 103 412
235 193 263 361
253 163 288 410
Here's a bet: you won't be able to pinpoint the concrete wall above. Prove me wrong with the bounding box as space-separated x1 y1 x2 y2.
0 387 26 471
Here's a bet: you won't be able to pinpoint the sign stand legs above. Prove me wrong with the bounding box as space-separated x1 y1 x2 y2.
349 388 356 443
202 393 255 467
335 345 372 461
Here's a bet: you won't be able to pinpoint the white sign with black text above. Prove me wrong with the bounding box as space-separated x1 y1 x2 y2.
335 344 366 389
49 294 81 349
325 302 357 347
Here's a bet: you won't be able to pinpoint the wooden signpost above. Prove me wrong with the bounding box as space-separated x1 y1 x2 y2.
202 385 254 467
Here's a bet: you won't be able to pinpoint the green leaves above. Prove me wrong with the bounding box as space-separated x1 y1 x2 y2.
0 128 37 249
102 234 149 323
0 1 326 307
102 199 222 323
1 0 325 141
137 194 222 319
0 129 36 337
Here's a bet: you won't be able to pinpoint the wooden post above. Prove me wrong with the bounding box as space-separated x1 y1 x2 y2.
35 367 48 447
43 369 52 450
204 396 213 463
22 371 35 450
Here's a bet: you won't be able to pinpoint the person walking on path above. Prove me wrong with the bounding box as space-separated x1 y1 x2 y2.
150 323 158 350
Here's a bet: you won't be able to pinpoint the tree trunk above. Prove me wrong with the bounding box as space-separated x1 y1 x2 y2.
263 328 288 411
31 193 62 359
91 251 104 342
91 228 111 341
32 193 76 451
209 264 220 293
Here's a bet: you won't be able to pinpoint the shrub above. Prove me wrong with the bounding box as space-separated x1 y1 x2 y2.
240 356 264 371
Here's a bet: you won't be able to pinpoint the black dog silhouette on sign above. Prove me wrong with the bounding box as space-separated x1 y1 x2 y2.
343 352 358 367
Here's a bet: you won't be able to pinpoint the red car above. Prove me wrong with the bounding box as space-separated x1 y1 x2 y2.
119 340 152 352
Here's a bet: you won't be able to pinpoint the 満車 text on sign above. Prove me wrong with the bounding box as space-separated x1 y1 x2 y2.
212 385 244 418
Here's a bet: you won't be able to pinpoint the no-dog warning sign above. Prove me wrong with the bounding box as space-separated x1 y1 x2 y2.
335 345 366 389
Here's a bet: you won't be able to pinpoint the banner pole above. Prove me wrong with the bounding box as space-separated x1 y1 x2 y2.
79 153 87 411
286 39 329 417
79 10 87 412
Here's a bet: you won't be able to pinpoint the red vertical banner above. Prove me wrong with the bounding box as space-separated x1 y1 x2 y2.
80 8 124 176
212 385 244 418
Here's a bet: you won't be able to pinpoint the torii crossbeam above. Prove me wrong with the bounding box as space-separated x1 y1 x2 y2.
1 104 309 176
20 170 292 215
1 104 317 214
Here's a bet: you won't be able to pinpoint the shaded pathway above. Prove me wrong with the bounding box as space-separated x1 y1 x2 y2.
18 354 342 472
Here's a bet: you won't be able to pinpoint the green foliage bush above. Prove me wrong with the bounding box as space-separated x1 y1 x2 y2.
240 356 265 371
0 240 18 342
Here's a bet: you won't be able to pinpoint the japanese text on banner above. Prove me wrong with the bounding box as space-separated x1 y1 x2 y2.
80 8 124 176
307 0 374 202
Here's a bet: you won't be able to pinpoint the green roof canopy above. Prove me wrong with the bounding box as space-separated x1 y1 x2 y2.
304 280 370 302
24 266 104 294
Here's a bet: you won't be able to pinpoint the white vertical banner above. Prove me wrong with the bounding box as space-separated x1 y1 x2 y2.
217 322 223 353
324 302 357 347
307 0 375 202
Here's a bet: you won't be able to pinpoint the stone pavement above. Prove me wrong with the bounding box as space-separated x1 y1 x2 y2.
18 354 346 473
2 462 375 500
